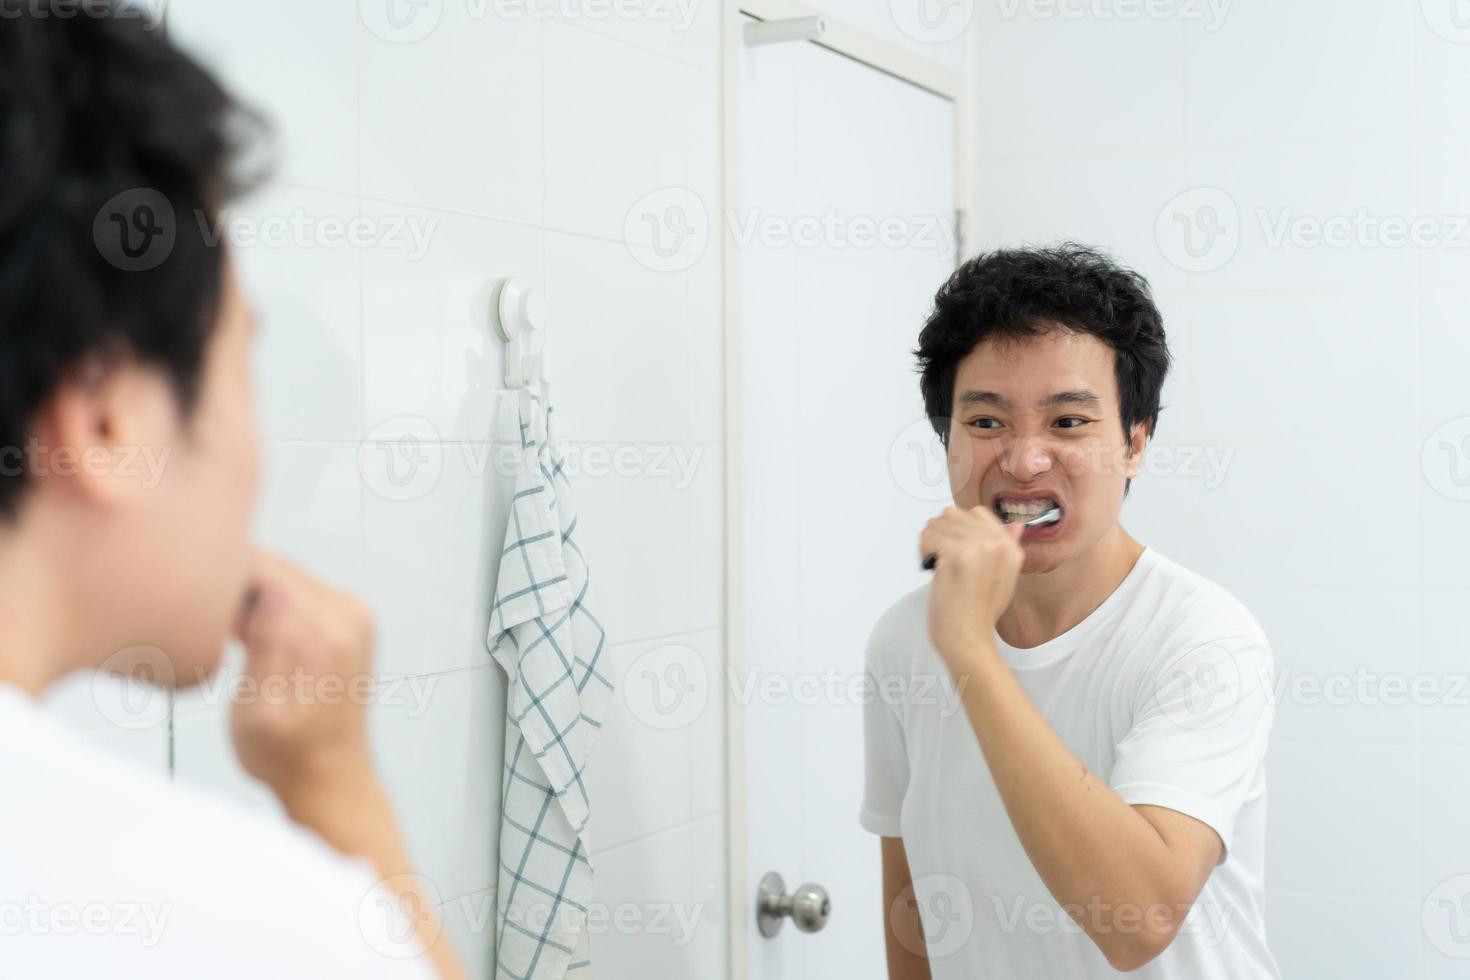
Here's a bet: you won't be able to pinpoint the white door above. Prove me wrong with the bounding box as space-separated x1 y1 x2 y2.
739 23 958 980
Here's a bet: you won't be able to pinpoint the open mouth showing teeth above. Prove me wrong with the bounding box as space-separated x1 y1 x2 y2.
993 498 1061 525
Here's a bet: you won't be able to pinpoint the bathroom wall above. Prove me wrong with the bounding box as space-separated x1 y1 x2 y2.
967 1 1470 974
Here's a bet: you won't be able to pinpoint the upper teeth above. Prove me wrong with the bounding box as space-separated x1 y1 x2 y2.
997 499 1056 516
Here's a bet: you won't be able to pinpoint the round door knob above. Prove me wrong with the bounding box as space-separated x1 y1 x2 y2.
757 871 831 938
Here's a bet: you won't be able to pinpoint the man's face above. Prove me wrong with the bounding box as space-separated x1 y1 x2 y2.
109 256 261 686
945 327 1146 574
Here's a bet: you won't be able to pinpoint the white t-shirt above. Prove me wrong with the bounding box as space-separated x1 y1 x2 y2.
0 680 438 980
860 546 1282 979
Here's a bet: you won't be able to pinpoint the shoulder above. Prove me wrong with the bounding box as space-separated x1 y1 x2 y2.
863 581 932 673
13 702 343 877
1133 549 1274 672
1 691 431 975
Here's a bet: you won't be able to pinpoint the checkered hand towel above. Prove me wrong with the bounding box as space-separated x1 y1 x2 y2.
487 387 612 980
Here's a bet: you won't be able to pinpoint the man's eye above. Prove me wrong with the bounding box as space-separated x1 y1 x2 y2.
1056 417 1092 429
967 418 1000 430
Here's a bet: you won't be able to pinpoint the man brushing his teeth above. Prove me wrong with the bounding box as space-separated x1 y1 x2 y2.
862 245 1280 978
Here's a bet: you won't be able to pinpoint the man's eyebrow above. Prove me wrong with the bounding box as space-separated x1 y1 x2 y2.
956 390 1010 409
1041 389 1103 409
955 388 1103 410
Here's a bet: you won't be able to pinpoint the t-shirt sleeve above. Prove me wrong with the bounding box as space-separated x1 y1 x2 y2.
859 615 910 838
1108 633 1275 866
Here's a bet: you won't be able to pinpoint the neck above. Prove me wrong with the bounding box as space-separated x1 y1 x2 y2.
996 523 1145 650
0 519 73 699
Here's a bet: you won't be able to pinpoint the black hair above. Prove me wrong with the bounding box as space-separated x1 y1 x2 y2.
914 243 1172 491
0 3 264 520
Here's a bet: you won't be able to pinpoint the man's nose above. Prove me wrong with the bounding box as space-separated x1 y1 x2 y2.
998 433 1054 480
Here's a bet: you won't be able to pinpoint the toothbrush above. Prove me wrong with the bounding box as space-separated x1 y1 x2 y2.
920 507 1061 571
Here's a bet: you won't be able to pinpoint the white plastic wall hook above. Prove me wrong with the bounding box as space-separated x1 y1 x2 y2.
490 277 547 389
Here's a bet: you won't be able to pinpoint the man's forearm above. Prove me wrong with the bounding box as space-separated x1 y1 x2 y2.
949 641 1186 968
281 761 466 980
880 837 933 980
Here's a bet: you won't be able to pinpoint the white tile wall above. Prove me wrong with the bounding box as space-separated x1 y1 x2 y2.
167 0 360 193
358 6 544 224
591 814 727 977
971 0 1470 973
233 186 364 443
589 629 724 849
542 21 719 243
1181 0 1416 146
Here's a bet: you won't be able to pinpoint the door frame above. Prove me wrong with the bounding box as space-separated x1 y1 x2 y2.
720 5 971 975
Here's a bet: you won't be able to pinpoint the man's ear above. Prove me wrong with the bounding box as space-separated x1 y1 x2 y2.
1123 419 1152 480
28 354 178 511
